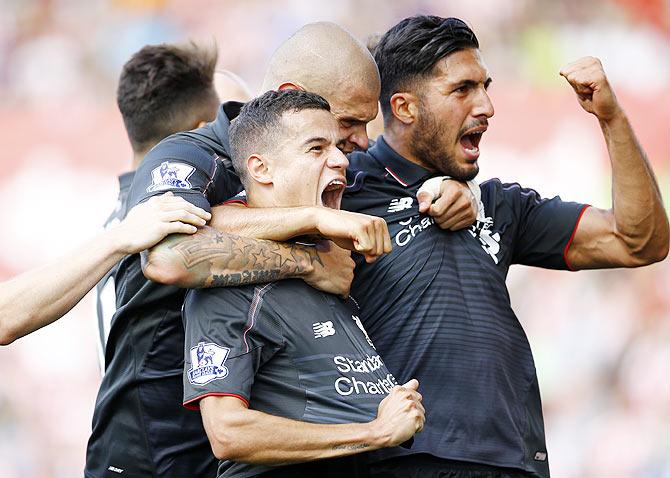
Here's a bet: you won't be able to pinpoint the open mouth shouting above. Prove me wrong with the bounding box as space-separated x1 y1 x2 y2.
459 124 487 161
320 178 346 210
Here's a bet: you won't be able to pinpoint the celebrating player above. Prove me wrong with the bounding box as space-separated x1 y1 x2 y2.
182 89 424 478
344 15 668 477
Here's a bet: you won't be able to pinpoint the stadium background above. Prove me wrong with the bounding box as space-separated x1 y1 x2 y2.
0 0 668 476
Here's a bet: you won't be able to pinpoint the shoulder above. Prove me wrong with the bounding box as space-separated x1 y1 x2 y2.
143 134 217 168
480 178 534 207
185 283 266 311
345 149 386 196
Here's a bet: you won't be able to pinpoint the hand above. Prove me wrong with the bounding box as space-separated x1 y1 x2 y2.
417 178 478 230
313 208 392 263
372 379 425 448
112 192 212 254
302 240 355 297
559 57 622 122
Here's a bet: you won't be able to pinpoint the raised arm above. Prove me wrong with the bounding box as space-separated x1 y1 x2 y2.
0 193 210 345
561 57 669 269
200 379 424 464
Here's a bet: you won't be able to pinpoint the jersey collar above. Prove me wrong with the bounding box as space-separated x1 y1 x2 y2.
371 136 434 188
118 171 135 192
212 101 244 156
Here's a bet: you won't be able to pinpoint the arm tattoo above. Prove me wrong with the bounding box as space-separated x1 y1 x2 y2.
169 227 322 288
332 444 370 451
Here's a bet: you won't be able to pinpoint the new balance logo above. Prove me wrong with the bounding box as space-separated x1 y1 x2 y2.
313 321 336 338
387 197 413 213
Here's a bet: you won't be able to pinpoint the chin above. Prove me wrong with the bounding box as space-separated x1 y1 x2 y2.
439 159 479 182
459 164 479 181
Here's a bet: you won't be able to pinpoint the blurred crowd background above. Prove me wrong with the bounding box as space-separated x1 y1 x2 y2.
0 0 668 477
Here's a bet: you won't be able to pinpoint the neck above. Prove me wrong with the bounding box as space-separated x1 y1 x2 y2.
131 149 150 170
244 187 273 209
384 122 434 171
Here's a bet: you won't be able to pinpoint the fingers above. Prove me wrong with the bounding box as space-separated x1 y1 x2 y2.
352 215 391 262
416 190 434 213
148 192 211 216
402 378 419 391
382 222 392 254
162 221 198 236
560 57 610 98
433 195 476 230
159 208 208 227
416 176 445 213
428 181 477 230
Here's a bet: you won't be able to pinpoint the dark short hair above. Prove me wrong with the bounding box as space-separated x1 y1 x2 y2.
374 15 479 121
229 89 330 185
117 42 218 153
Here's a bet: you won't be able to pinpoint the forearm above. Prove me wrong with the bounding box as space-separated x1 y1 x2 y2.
0 231 124 345
210 204 318 241
602 111 669 259
204 408 383 464
142 226 320 288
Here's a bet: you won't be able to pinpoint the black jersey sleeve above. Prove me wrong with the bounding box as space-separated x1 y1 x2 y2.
503 182 589 270
127 139 233 212
182 285 282 409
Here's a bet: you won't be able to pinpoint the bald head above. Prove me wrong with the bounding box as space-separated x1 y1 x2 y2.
214 70 253 103
262 22 381 152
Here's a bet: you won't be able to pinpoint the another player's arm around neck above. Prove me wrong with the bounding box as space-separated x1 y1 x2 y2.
199 379 424 465
211 204 392 263
142 226 354 296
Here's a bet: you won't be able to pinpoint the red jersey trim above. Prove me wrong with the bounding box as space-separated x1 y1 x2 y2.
563 205 590 272
183 392 250 410
384 167 409 187
222 199 248 206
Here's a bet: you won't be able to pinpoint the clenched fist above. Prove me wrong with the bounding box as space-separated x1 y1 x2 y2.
372 378 425 447
559 57 622 122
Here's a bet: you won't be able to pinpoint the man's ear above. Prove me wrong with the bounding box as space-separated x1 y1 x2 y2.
277 82 303 91
389 92 419 125
247 154 273 185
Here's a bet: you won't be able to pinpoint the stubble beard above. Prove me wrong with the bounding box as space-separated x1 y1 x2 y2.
410 106 479 181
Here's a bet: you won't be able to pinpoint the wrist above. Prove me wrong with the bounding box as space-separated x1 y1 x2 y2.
293 243 317 279
305 206 323 235
599 107 627 129
100 226 129 260
365 419 390 450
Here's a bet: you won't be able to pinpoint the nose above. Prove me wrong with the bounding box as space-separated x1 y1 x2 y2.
339 124 369 153
474 88 494 119
328 147 349 170
348 124 369 151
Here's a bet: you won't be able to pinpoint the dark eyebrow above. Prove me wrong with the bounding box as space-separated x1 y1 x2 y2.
454 80 479 89
452 78 493 90
302 136 329 148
